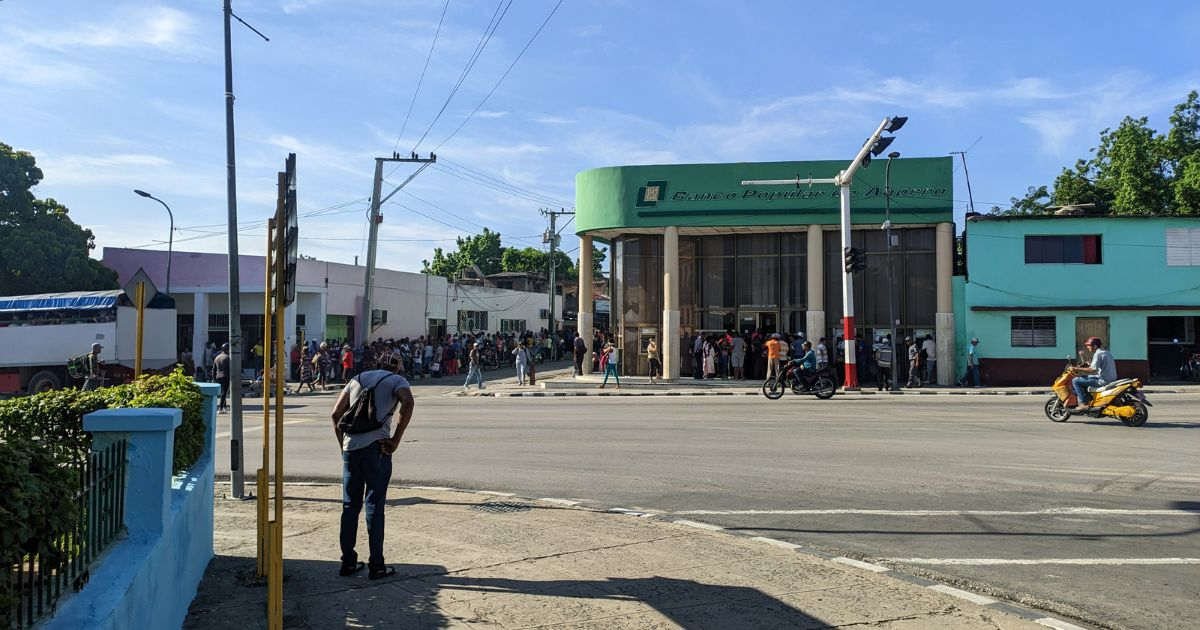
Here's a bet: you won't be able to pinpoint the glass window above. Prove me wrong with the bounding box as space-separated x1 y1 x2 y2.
701 235 735 257
781 232 807 255
679 236 697 259
781 254 806 308
700 257 736 308
903 228 936 252
737 233 778 256
737 256 779 307
902 253 936 325
1024 235 1102 264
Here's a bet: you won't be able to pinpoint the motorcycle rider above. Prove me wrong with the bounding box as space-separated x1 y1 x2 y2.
794 341 818 388
1071 336 1117 411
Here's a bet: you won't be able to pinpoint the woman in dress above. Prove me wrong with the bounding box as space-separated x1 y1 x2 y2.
703 336 717 379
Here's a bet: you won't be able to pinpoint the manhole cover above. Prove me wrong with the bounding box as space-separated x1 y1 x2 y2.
472 502 533 514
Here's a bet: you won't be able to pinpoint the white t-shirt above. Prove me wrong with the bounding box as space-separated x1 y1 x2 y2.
922 339 936 359
340 370 411 452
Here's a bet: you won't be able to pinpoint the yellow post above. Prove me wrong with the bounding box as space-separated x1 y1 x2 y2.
134 282 145 377
270 212 286 630
256 468 267 576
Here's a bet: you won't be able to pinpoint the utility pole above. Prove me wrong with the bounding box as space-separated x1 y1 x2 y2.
949 151 976 215
361 152 435 345
540 208 573 339
223 1 267 499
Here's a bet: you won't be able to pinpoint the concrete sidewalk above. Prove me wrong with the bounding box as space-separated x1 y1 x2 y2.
185 483 1077 629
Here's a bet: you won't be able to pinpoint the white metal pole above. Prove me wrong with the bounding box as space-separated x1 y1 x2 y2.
839 181 858 389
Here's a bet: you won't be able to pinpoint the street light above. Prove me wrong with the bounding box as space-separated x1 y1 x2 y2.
133 190 174 294
884 151 900 391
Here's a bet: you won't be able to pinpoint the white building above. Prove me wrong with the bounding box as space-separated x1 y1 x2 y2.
102 248 562 367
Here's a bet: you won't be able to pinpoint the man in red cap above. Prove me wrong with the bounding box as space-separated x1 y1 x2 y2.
1071 336 1117 411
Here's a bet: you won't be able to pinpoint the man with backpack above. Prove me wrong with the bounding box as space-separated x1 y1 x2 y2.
330 351 415 582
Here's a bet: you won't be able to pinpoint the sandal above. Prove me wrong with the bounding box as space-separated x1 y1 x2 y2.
339 561 365 577
369 566 396 581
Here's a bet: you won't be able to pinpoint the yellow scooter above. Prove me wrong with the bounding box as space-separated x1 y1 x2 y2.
1044 359 1150 426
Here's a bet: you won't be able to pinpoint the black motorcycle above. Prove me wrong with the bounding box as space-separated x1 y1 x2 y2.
762 361 837 400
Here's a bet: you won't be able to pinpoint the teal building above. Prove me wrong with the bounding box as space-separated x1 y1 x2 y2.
958 214 1200 385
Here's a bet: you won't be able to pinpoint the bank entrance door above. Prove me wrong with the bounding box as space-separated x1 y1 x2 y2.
739 311 778 335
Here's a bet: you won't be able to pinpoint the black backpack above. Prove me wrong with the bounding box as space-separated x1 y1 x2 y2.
337 374 398 435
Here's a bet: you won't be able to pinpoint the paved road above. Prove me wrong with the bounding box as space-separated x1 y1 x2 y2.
215 390 1200 630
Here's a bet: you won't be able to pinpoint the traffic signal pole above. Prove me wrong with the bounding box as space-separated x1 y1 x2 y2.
742 116 906 391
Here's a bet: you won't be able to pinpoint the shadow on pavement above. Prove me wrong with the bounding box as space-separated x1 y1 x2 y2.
186 557 828 629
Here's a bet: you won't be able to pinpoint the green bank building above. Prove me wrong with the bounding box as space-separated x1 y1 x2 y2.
573 157 959 382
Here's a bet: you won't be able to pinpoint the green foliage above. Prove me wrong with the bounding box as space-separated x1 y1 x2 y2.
423 228 608 280
0 142 120 294
997 91 1200 216
0 434 80 612
0 369 206 612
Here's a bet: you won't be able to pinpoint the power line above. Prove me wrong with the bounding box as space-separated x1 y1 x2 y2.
394 0 450 153
431 0 564 153
409 0 510 155
433 160 571 206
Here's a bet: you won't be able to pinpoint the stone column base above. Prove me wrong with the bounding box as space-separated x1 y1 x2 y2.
578 311 594 375
663 309 680 381
936 312 955 385
806 310 826 345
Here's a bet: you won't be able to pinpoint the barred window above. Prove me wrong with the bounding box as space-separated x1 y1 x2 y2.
457 310 488 333
500 318 526 332
1011 316 1056 347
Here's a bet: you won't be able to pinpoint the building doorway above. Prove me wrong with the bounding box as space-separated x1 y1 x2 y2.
1075 317 1109 363
1147 316 1196 380
739 311 778 335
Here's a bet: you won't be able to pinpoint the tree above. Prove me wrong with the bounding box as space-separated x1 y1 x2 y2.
421 228 503 278
998 91 1200 216
0 143 118 295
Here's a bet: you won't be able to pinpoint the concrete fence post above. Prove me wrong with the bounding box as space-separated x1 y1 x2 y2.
83 408 182 539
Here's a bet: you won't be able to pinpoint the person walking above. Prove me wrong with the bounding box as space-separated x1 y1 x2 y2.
214 343 232 412
513 342 530 386
958 338 982 387
647 338 662 384
598 341 621 389
922 334 937 385
815 337 829 371
462 341 485 392
731 333 745 380
81 342 105 391
297 349 317 393
330 352 415 581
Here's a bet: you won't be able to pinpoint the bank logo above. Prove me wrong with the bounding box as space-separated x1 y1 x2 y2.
636 180 669 208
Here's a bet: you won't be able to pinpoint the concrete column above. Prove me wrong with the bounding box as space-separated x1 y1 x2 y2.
935 222 955 385
83 408 182 540
192 292 208 370
805 226 825 341
662 226 680 381
317 291 328 343
578 234 594 375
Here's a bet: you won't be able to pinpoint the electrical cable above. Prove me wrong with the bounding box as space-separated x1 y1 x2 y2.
431 0 563 153
432 163 569 207
394 0 450 153
409 0 510 155
439 157 572 205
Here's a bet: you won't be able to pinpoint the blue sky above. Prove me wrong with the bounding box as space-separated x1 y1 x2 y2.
2 0 1198 273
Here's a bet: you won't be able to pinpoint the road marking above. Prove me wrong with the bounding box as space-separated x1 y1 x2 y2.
539 498 581 506
1035 617 1089 630
971 463 1200 481
751 536 802 550
673 507 1199 516
673 519 724 531
832 557 889 572
216 417 317 439
927 584 997 605
887 558 1200 566
476 490 515 497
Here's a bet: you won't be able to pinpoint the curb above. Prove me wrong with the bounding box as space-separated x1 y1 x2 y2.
488 388 1187 398
228 481 1094 630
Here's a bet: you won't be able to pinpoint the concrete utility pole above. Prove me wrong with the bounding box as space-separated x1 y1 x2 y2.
223 1 267 499
361 153 435 345
742 116 906 390
541 208 573 339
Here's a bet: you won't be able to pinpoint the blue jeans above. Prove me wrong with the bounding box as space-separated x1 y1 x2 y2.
602 364 620 386
463 365 484 388
340 442 392 570
1072 375 1103 405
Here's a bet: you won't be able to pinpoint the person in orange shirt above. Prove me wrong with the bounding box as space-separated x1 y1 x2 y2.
765 333 783 380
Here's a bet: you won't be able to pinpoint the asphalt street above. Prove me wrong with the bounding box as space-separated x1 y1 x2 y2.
215 388 1200 630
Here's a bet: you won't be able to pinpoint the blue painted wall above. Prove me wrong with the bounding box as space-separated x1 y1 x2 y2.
47 382 218 630
963 215 1200 362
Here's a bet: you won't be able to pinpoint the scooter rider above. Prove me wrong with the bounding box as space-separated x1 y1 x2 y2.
1072 336 1117 411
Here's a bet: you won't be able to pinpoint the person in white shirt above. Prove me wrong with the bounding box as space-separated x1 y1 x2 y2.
815 337 829 370
921 335 937 384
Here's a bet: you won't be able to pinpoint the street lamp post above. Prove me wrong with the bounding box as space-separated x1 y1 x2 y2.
884 152 900 391
133 190 174 294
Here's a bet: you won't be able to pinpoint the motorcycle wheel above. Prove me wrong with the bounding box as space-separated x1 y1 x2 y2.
762 378 785 400
1125 397 1149 427
1044 396 1070 422
813 376 837 400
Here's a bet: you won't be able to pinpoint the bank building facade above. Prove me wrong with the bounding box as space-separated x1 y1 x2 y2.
572 156 958 384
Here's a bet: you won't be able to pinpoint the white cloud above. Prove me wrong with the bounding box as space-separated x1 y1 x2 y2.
473 110 509 119
531 115 578 125
9 7 200 54
1019 112 1080 156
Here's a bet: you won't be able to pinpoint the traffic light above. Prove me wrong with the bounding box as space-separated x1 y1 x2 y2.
843 247 866 273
